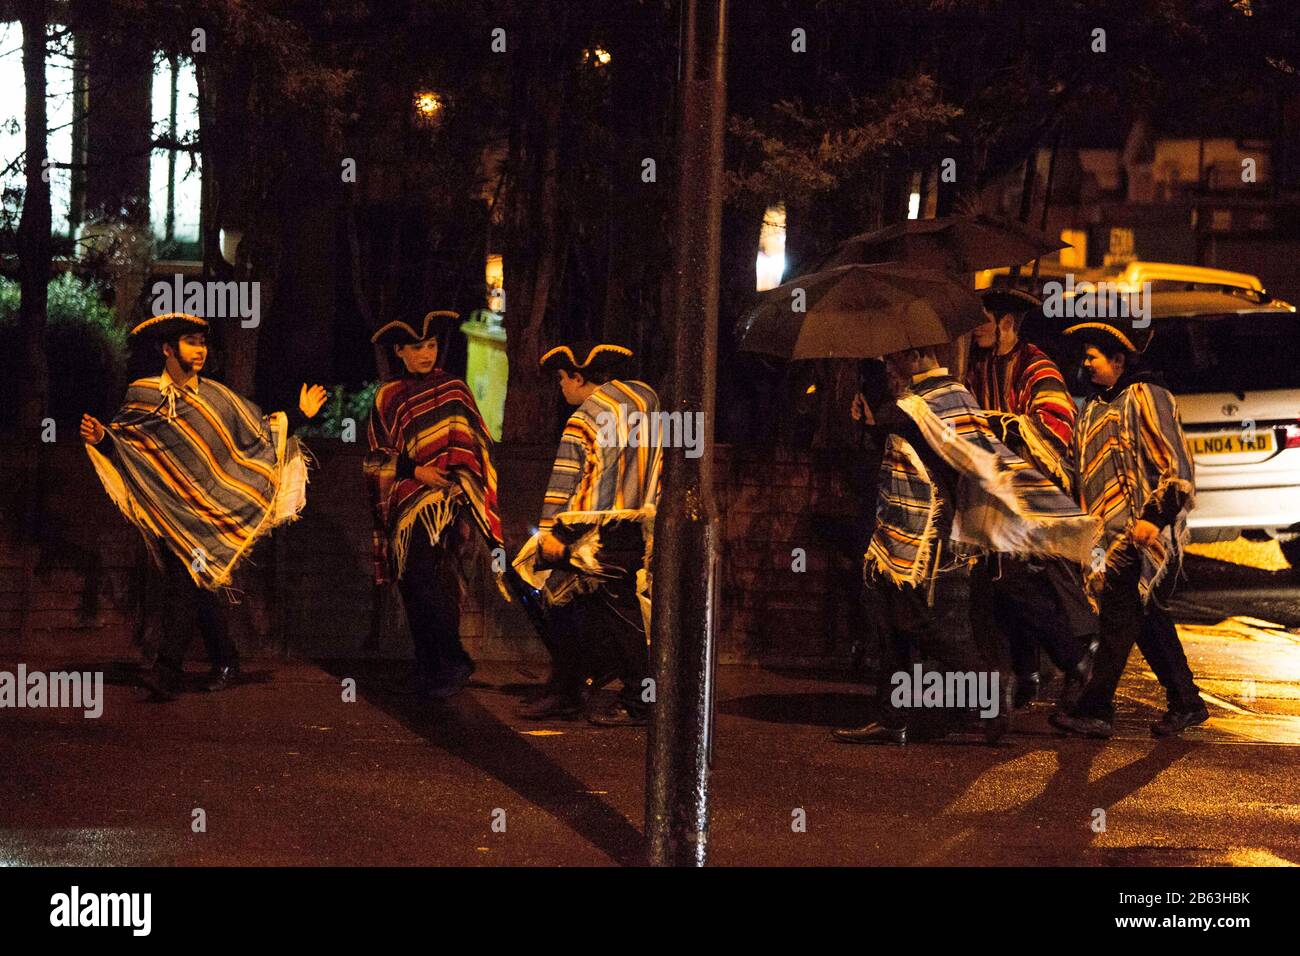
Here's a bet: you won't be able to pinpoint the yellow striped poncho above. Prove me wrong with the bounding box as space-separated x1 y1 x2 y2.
85 374 309 590
1074 378 1195 603
513 379 662 607
866 374 1099 587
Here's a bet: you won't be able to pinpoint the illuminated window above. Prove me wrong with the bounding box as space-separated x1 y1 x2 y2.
0 22 76 238
1059 229 1087 269
756 202 786 291
150 53 201 258
485 253 504 312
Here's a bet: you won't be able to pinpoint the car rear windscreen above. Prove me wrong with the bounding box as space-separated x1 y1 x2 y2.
1139 314 1300 395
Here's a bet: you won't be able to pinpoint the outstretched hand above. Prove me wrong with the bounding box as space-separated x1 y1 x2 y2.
1131 519 1161 550
413 463 454 491
80 413 105 444
539 532 567 564
299 384 329 419
850 392 874 425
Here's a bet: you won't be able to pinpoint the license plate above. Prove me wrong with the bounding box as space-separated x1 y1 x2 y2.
1190 430 1276 456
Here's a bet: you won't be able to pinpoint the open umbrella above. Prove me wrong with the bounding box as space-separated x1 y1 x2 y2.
736 262 985 360
815 214 1070 274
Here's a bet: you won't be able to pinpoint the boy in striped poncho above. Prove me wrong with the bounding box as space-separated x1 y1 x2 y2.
1049 317 1206 739
365 312 504 701
513 342 662 727
966 289 1099 710
81 313 327 700
833 346 1099 747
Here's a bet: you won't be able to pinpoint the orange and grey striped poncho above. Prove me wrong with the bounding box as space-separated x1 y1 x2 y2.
965 339 1076 493
1074 377 1195 603
513 379 662 607
866 373 1099 588
364 371 503 583
85 373 310 590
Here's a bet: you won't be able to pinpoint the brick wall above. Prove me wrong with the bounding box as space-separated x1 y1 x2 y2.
0 441 869 665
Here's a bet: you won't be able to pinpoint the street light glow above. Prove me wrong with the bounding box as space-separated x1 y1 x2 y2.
756 203 787 291
414 90 444 121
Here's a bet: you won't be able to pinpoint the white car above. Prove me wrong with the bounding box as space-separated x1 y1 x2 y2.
1020 262 1300 571
1122 266 1300 569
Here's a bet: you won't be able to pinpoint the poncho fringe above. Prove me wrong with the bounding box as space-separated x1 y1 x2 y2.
513 507 656 609
899 393 1100 567
85 381 310 591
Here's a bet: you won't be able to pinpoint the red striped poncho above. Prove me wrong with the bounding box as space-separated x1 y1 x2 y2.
364 371 503 583
966 339 1077 492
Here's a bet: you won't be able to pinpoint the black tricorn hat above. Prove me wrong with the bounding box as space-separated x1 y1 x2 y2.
539 341 633 375
1062 314 1154 354
980 288 1042 317
371 310 459 347
129 312 209 339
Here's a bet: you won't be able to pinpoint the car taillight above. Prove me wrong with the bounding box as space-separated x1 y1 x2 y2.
1286 423 1300 450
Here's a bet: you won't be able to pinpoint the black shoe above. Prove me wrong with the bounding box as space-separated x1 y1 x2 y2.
584 669 621 693
516 693 582 719
425 660 475 700
588 701 649 727
139 666 180 702
1059 675 1085 712
204 664 240 693
1013 672 1039 710
832 722 907 745
518 681 553 703
984 674 1016 744
1151 703 1209 737
1049 710 1113 739
1057 642 1097 711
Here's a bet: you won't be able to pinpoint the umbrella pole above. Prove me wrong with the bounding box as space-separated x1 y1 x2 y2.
1030 134 1061 285
1009 154 1038 289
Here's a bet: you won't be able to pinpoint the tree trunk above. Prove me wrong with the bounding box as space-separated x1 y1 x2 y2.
501 11 565 442
17 0 50 437
16 0 52 645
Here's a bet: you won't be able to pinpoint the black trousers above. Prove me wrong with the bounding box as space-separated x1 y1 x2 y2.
397 527 470 687
970 556 1093 680
872 566 998 729
1072 550 1201 722
157 552 238 674
545 521 650 712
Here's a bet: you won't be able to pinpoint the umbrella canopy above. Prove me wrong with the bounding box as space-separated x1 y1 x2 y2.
736 263 985 360
816 214 1070 274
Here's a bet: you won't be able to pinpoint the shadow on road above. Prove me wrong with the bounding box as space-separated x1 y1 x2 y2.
314 659 646 865
920 736 1197 864
720 691 869 727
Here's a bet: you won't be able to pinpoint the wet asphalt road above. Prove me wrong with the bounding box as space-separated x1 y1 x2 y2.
0 551 1297 867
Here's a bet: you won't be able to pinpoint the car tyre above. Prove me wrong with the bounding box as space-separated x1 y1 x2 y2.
1279 536 1300 574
